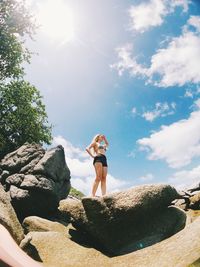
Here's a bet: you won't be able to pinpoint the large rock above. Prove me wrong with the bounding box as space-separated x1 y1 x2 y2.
189 192 200 210
0 184 24 244
0 143 71 219
22 216 68 234
23 230 110 267
59 184 185 255
0 143 45 174
114 216 200 267
190 258 200 267
188 183 200 193
21 216 200 267
59 198 85 226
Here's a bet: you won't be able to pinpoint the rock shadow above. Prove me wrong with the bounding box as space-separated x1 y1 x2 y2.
68 228 113 257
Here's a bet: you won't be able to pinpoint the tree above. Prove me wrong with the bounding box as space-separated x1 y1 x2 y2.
0 0 52 158
0 0 35 81
69 187 85 200
0 80 52 158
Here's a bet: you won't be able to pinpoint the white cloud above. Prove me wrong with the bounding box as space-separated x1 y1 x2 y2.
197 87 200 94
184 89 194 98
53 136 88 160
142 102 176 122
170 0 190 12
129 0 190 33
149 30 200 87
111 43 148 77
131 107 137 114
112 16 200 88
184 86 200 98
138 173 154 182
169 164 200 190
53 136 129 195
127 150 136 158
193 98 200 109
71 174 128 196
137 108 200 169
187 15 200 32
129 0 166 33
131 107 138 118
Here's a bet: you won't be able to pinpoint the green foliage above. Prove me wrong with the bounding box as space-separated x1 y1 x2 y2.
0 0 35 81
0 0 53 158
0 80 52 158
69 187 85 200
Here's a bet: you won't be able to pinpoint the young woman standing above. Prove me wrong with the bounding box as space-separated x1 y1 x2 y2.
86 134 109 197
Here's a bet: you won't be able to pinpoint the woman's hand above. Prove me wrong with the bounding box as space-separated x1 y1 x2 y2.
102 135 109 146
86 143 96 159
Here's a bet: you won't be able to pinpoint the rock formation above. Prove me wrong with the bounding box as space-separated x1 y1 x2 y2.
59 184 186 255
1 143 200 267
174 184 200 211
0 183 24 244
0 143 71 219
21 211 200 267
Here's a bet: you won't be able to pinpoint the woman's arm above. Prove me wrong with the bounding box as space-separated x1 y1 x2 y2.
85 142 95 158
102 135 109 147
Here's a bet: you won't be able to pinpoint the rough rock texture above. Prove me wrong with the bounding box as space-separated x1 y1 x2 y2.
174 184 200 211
24 230 110 267
189 258 200 267
59 184 186 255
0 183 24 244
22 216 200 267
0 143 71 219
114 216 200 267
186 210 200 224
22 216 68 234
189 193 200 210
59 198 85 225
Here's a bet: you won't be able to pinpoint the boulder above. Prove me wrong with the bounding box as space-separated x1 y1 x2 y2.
185 209 200 224
189 192 200 209
23 230 110 267
59 184 186 255
173 198 189 210
190 258 200 267
172 189 200 211
0 143 45 173
0 143 71 219
21 216 200 267
0 184 24 244
114 216 200 267
59 198 85 225
22 216 68 234
188 183 200 193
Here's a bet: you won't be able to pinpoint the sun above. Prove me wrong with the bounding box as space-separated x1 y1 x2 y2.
37 0 75 43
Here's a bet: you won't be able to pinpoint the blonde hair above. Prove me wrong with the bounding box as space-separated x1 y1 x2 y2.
92 133 102 143
90 134 102 155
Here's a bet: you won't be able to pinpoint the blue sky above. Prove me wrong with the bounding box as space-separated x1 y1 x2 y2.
24 0 200 195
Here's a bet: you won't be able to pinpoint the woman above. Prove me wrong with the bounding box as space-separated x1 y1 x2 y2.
86 134 109 197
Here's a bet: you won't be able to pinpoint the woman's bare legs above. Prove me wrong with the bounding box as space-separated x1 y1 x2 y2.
101 166 107 196
92 162 103 197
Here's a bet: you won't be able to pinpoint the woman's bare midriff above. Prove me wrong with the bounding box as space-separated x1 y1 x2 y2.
95 149 106 156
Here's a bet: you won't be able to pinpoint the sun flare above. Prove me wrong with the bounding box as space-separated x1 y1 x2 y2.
37 0 75 43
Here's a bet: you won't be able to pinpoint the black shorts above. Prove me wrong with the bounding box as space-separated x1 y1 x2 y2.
93 154 108 167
